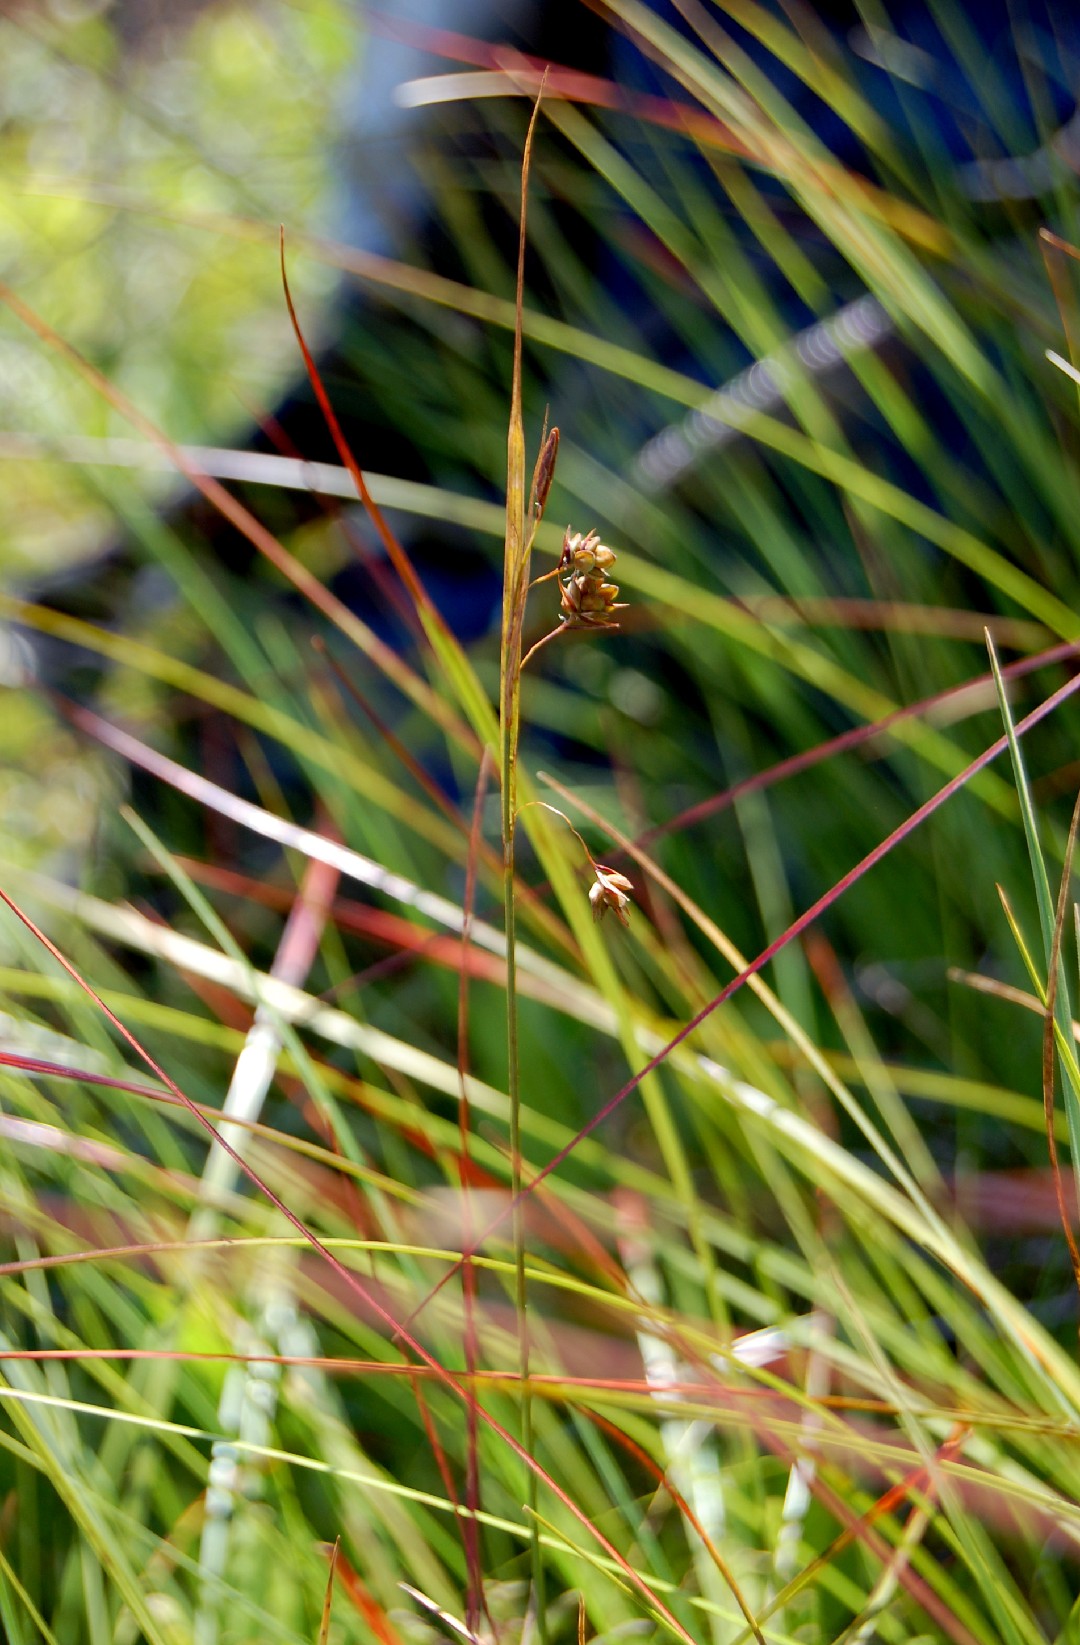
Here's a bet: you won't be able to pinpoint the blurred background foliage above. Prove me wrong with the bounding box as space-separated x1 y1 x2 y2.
0 0 349 866
0 0 350 565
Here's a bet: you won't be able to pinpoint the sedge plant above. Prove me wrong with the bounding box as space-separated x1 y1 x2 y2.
8 4 1080 1644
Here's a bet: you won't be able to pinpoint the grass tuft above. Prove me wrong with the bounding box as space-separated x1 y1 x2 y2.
8 4 1080 1642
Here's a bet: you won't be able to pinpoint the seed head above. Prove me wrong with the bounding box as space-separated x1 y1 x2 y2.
561 529 615 576
589 865 634 925
558 526 628 630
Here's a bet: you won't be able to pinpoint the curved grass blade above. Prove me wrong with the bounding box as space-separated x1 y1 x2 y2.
0 878 699 1645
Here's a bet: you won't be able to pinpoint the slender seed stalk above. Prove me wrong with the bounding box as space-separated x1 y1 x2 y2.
520 622 569 672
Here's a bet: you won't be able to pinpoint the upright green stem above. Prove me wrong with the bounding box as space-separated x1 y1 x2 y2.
500 82 548 1639
502 536 548 1643
501 726 533 1463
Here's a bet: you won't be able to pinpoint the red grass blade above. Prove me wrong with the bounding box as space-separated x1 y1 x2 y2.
641 638 1080 848
327 1543 406 1645
278 231 445 632
403 658 1080 1309
0 281 472 748
0 876 698 1644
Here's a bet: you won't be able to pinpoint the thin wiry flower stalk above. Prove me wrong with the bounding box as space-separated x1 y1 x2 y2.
499 81 550 1637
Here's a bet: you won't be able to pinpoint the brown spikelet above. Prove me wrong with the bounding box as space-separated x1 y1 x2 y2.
531 424 560 521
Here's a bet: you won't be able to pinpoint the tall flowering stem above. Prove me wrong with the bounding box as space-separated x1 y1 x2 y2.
499 89 629 1641
500 82 550 1638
